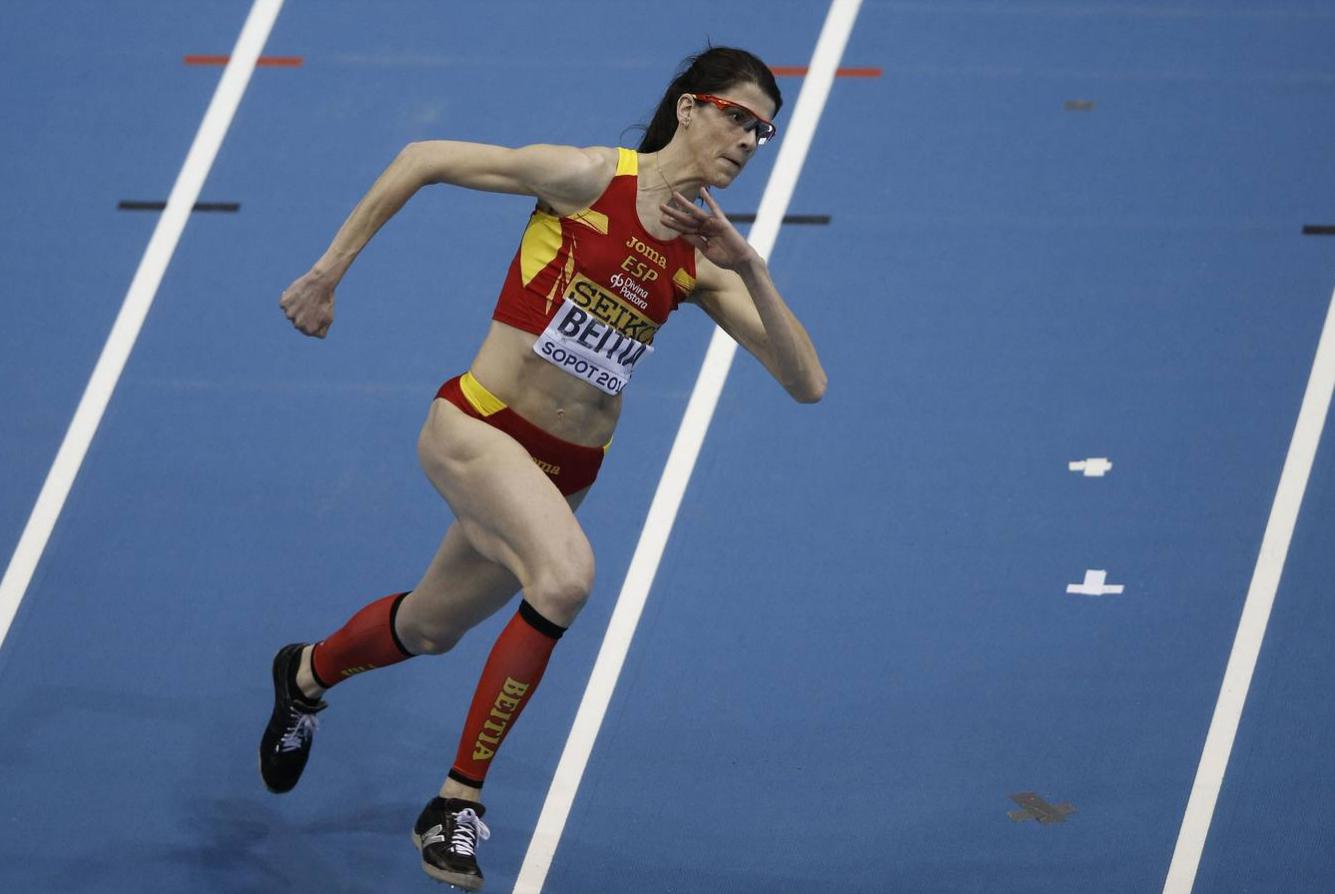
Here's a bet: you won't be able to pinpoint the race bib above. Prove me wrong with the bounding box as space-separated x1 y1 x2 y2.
533 274 657 395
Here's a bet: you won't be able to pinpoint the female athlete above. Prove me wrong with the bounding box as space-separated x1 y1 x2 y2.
259 46 825 890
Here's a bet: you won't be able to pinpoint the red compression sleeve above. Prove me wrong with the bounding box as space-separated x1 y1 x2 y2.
448 600 565 788
310 592 414 688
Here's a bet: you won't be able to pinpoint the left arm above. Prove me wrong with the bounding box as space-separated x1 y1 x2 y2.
661 189 827 403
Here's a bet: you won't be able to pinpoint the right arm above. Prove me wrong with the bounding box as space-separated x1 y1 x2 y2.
281 141 615 337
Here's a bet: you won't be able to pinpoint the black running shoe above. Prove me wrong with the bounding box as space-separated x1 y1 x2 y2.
412 797 491 890
258 643 326 793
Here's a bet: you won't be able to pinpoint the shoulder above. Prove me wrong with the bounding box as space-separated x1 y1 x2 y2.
524 145 619 215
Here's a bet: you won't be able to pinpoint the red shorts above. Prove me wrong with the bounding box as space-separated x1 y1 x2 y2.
435 373 606 496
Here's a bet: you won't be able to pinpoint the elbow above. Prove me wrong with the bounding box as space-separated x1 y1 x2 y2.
399 140 449 185
401 139 445 157
396 142 426 182
399 141 424 164
789 371 827 404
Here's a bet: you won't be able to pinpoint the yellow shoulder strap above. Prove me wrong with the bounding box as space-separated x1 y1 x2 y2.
615 147 638 177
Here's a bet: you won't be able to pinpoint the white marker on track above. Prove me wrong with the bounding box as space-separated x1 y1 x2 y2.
1069 458 1113 477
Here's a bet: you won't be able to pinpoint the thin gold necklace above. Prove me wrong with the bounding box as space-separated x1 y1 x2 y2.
655 153 703 208
654 152 676 199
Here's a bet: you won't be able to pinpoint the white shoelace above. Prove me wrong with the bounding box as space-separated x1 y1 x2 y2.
449 808 491 857
279 712 319 752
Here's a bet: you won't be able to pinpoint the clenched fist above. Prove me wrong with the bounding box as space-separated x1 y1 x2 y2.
279 270 337 338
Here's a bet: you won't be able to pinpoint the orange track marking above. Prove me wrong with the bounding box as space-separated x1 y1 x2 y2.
184 55 303 67
770 65 881 77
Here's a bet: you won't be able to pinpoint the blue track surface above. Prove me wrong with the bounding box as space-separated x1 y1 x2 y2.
3 2 1334 892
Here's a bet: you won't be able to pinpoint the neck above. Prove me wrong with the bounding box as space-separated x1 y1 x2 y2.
644 141 705 201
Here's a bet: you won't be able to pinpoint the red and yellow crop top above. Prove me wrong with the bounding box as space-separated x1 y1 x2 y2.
491 148 697 395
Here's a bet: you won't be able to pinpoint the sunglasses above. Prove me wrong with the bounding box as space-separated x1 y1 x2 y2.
690 93 777 145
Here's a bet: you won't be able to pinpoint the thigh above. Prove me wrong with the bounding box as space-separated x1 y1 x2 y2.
417 398 594 593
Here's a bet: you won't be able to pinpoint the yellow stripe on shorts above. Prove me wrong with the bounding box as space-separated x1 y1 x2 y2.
460 371 507 417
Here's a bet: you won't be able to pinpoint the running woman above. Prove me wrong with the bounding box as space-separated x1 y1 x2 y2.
260 46 825 890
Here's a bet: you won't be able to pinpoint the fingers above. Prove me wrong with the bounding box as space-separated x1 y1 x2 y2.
279 289 332 338
659 195 696 217
659 191 716 234
671 191 707 218
301 311 332 338
698 187 724 216
298 318 330 338
659 203 699 233
661 189 735 230
659 191 740 261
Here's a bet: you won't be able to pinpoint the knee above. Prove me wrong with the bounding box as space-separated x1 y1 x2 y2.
525 550 595 627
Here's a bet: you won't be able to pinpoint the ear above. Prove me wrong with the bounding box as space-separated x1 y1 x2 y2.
675 93 695 127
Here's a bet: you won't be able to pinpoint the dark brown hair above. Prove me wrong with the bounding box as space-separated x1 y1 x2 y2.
637 46 782 153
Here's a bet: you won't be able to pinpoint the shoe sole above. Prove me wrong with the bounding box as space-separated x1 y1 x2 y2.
410 830 485 891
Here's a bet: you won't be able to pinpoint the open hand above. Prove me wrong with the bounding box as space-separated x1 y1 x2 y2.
659 188 758 271
279 270 336 338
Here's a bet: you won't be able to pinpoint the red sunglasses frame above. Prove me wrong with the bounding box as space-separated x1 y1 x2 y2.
689 93 777 144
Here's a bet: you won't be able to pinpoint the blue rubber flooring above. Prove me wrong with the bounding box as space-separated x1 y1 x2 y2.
2 2 1334 892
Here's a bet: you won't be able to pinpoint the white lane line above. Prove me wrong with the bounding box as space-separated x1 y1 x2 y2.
0 0 285 653
511 2 863 891
1163 283 1335 894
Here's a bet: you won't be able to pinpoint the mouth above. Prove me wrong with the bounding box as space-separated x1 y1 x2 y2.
721 156 743 171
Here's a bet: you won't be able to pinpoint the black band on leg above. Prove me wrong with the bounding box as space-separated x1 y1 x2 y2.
519 599 567 640
448 768 486 790
388 591 415 657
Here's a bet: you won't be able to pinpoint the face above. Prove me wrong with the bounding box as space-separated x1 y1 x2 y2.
676 81 778 187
